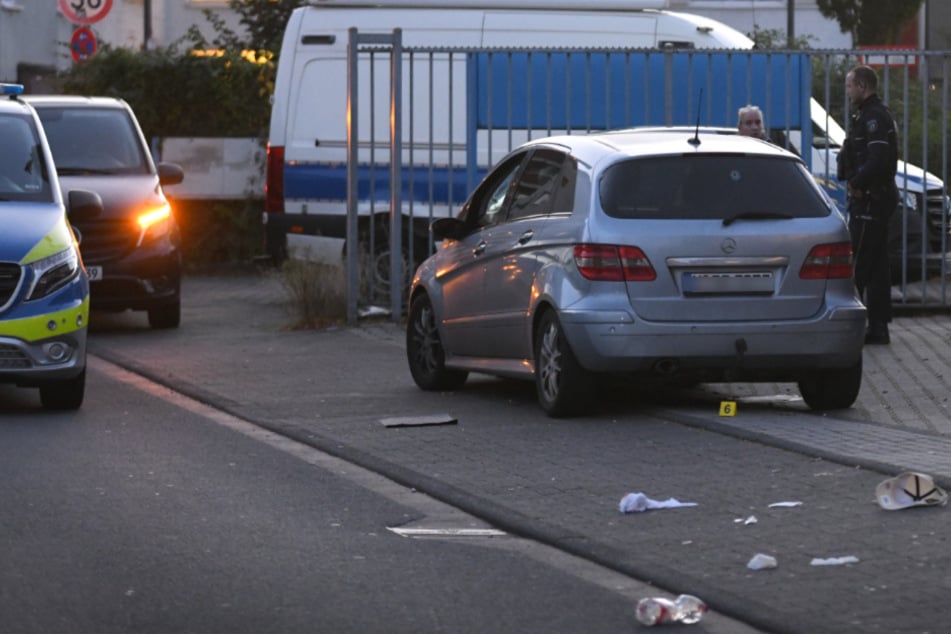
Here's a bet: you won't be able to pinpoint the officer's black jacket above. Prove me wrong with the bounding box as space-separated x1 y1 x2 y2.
845 93 898 194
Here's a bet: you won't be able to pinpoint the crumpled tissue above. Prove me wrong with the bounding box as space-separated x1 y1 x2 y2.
619 492 698 513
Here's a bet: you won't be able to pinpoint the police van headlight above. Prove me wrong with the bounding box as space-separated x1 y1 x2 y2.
27 247 81 301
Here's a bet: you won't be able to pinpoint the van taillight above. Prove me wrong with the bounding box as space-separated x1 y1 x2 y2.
800 242 853 279
574 244 656 281
265 144 285 214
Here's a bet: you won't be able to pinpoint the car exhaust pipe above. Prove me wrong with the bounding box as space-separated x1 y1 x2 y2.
653 358 680 375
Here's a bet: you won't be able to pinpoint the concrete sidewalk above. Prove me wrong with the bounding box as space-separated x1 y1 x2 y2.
86 272 951 634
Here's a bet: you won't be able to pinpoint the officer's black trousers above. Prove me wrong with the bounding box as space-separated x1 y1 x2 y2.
848 196 895 329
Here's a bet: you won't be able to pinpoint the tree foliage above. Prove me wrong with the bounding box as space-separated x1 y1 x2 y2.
227 0 306 54
749 26 816 50
816 0 923 46
56 0 303 140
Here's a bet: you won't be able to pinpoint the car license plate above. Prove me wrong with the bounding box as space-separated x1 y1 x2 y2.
682 271 773 295
87 265 103 281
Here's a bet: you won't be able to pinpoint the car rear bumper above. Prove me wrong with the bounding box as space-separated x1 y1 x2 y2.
559 305 866 375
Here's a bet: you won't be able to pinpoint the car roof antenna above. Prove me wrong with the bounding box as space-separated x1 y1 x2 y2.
688 88 703 146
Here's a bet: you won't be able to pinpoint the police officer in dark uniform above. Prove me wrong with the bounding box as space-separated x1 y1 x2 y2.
838 65 898 345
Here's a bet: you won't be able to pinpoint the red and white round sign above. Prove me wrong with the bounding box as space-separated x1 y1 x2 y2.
58 0 113 26
70 26 98 63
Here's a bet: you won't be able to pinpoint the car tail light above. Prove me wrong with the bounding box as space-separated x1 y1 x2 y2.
800 242 853 279
265 143 285 214
574 244 656 281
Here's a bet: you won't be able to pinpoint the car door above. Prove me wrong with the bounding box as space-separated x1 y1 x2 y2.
438 151 528 357
479 148 575 359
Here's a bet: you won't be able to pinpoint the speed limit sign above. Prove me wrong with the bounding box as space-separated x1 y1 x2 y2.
58 0 113 26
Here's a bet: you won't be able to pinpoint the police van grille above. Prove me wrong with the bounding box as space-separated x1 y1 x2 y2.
925 190 950 250
0 344 30 369
0 263 22 308
77 220 138 264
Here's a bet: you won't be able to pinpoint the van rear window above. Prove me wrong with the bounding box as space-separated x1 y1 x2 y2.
599 155 830 220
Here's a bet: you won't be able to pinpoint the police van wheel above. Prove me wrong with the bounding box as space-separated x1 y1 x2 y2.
148 300 181 329
39 368 86 411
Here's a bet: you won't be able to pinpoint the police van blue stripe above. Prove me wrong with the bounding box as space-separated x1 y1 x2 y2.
284 162 485 205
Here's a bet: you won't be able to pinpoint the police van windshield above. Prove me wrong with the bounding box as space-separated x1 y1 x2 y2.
35 107 150 176
0 113 52 202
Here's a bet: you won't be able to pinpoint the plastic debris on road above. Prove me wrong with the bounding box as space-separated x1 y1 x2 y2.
635 594 707 626
810 555 859 566
767 501 803 508
747 553 778 570
619 492 698 513
875 471 949 510
734 515 758 525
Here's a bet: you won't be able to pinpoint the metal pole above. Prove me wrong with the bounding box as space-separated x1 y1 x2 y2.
143 0 152 50
787 0 795 48
389 29 403 320
346 27 359 323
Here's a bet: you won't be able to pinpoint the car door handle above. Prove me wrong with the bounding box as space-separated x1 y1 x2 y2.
517 230 535 245
472 241 487 256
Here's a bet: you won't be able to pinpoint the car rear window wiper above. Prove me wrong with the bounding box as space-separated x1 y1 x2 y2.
722 211 795 226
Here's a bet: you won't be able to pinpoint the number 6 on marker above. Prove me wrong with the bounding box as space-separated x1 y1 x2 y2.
719 401 737 416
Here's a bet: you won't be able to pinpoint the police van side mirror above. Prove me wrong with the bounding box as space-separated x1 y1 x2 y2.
67 189 103 222
157 162 185 187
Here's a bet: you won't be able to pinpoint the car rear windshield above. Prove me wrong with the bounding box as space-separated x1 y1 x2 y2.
0 113 52 202
35 107 150 176
599 155 831 220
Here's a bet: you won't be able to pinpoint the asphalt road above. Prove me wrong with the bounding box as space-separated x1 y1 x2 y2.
1 360 684 634
77 271 951 634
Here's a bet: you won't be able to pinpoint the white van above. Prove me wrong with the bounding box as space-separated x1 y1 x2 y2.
263 0 757 262
264 0 948 286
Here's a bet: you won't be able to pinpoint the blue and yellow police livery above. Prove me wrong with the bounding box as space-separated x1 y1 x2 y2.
0 83 102 409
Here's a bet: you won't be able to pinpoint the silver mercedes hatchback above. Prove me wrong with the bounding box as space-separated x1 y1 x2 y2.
406 128 866 417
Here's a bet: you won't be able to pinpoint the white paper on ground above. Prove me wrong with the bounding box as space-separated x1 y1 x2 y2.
619 492 698 513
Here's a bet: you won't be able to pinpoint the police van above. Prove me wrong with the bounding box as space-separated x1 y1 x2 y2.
263 0 754 265
264 0 948 290
0 84 102 410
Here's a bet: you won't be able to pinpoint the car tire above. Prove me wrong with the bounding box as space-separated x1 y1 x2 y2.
797 358 862 411
39 367 86 411
534 310 593 418
148 299 181 329
406 293 468 390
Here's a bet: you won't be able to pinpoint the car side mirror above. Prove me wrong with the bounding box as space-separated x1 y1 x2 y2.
431 217 468 241
157 162 185 186
66 189 103 222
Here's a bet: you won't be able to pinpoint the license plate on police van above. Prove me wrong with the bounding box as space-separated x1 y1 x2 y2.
86 266 102 281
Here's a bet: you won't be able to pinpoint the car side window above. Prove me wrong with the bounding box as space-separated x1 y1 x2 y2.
507 148 576 221
0 114 51 201
465 152 527 229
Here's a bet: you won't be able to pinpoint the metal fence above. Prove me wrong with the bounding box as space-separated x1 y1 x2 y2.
344 30 951 319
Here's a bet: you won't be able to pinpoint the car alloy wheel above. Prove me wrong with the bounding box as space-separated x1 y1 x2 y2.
405 294 467 391
534 310 592 417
